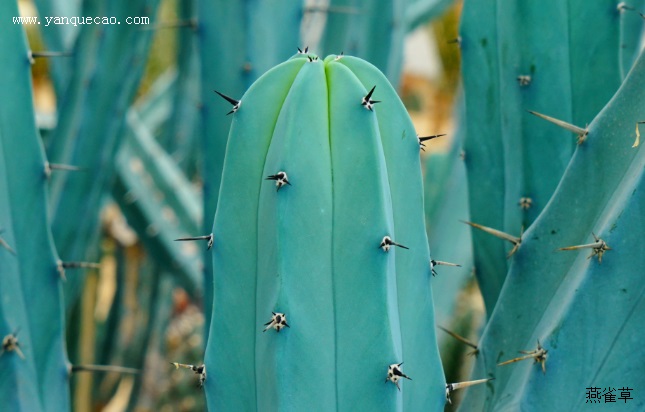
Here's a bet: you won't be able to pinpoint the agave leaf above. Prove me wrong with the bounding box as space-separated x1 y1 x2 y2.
460 48 645 412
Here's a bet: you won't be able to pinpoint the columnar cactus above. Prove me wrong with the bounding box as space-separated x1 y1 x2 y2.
205 53 445 410
1 2 69 409
198 0 305 334
460 48 645 412
459 0 645 313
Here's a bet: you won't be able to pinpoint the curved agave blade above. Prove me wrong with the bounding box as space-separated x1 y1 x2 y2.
460 49 645 411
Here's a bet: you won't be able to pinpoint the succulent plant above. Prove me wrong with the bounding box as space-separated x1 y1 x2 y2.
157 0 201 178
114 108 203 300
459 46 645 411
15 0 645 409
198 0 305 334
45 0 160 311
459 0 645 313
204 53 446 410
0 3 69 408
423 103 473 327
4 0 469 409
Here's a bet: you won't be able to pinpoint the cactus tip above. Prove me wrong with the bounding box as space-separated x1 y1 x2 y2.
170 362 206 387
461 221 521 257
61 261 101 270
617 2 645 18
57 261 101 281
558 232 610 263
29 51 73 64
519 197 533 210
438 326 479 352
498 340 548 373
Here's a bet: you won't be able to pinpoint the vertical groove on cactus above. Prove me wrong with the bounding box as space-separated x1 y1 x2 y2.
204 58 306 411
327 59 402 410
255 60 335 409
198 1 305 337
341 55 446 410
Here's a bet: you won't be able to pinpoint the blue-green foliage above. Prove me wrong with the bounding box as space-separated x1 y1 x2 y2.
205 54 446 411
114 109 203 299
424 132 474 327
459 0 645 313
197 0 305 335
45 0 160 310
460 49 645 412
158 0 201 177
0 3 69 409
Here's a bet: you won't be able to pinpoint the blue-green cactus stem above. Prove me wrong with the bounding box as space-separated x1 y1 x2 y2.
204 58 306 411
460 49 645 412
459 0 644 313
205 53 445 411
32 0 80 98
198 0 305 338
255 60 336 410
337 55 446 410
0 1 69 408
326 60 402 410
0 140 44 412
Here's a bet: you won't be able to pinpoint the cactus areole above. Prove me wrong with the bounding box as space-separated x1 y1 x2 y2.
205 53 445 411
